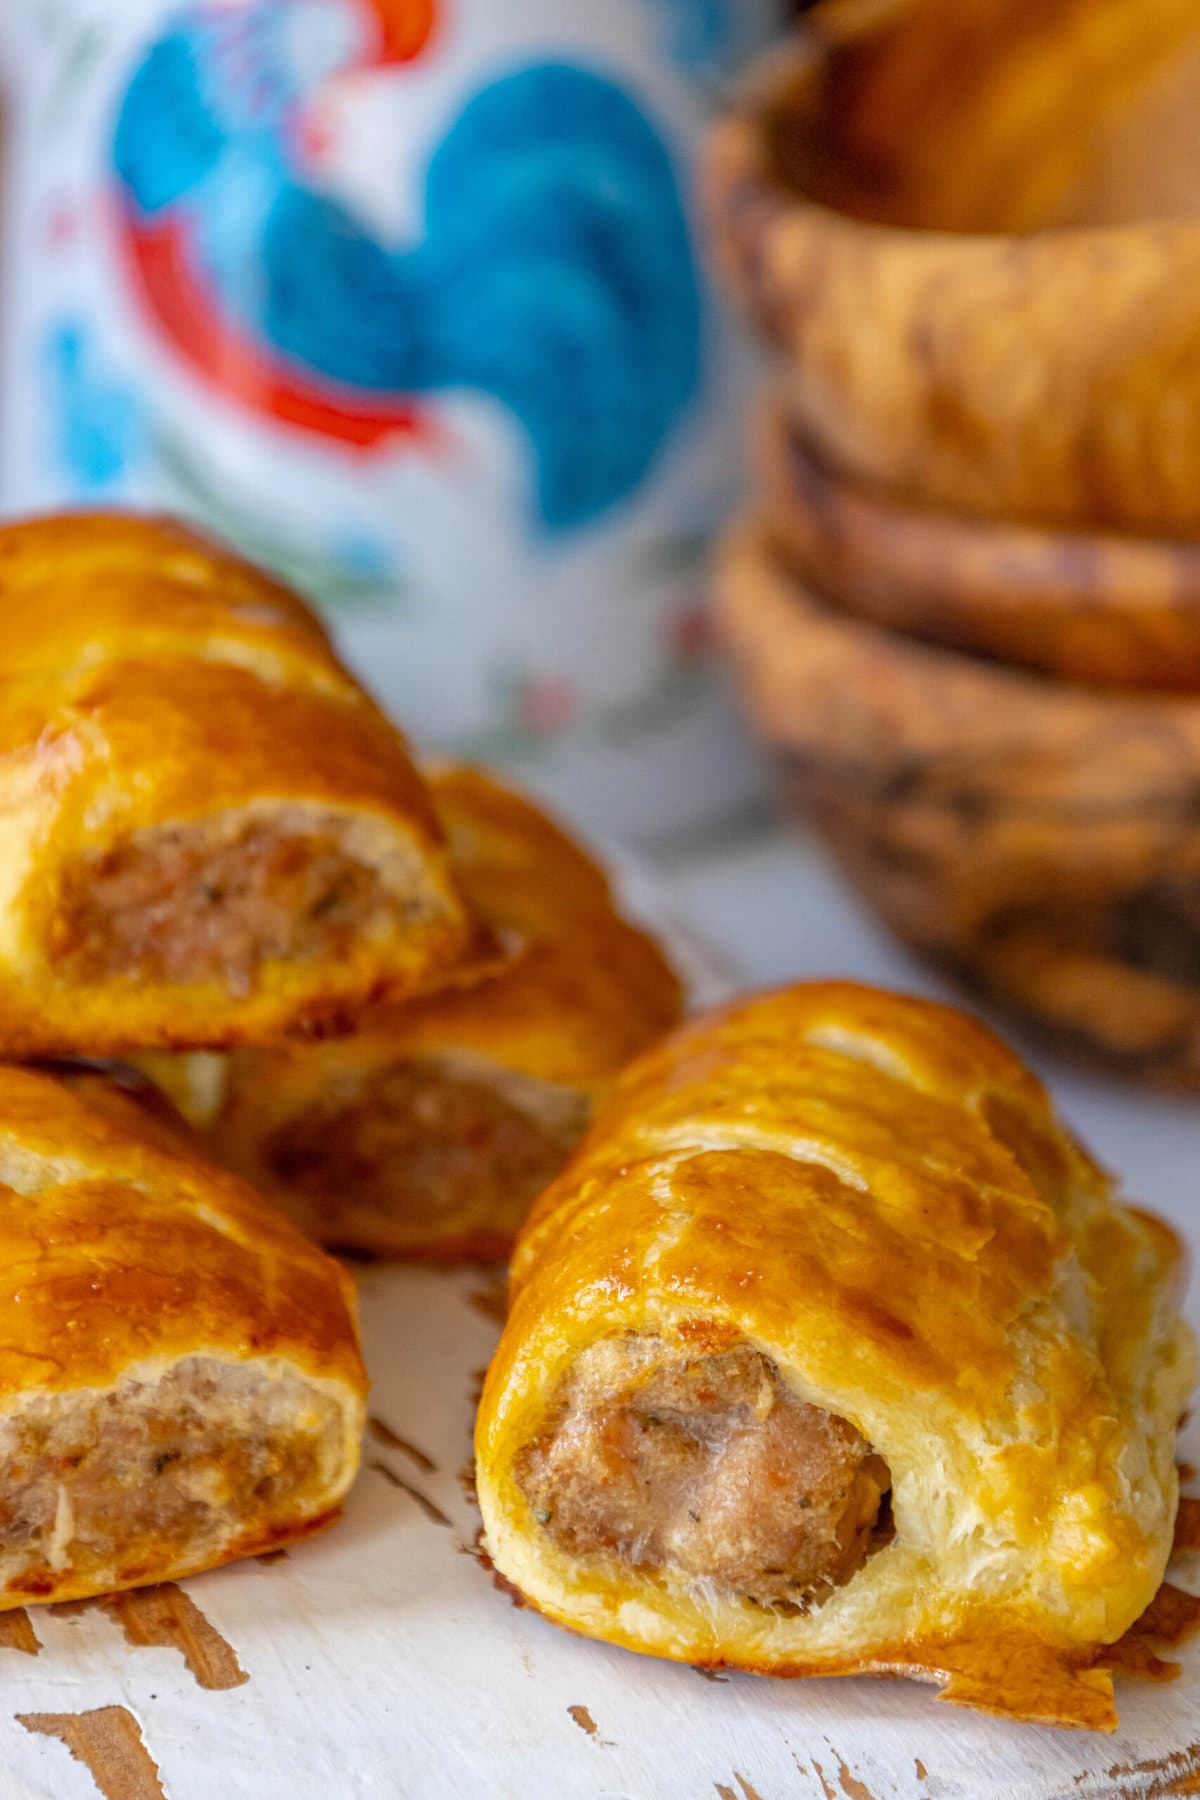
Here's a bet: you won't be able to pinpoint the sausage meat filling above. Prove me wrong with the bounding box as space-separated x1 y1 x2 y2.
51 812 430 993
0 1356 347 1597
517 1335 892 1609
266 1057 589 1254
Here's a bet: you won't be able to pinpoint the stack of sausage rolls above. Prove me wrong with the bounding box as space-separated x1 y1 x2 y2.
0 510 681 1608
0 509 1190 1735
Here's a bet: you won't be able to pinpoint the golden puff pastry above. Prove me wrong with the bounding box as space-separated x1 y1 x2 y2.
147 764 685 1261
0 1062 366 1609
0 510 471 1057
476 982 1195 1729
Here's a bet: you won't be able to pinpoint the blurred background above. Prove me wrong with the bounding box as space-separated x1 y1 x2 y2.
0 0 781 841
4 0 1200 1141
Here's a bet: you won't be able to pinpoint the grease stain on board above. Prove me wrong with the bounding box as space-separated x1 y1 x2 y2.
101 1582 248 1690
1174 1494 1200 1555
1085 1741 1200 1797
811 1759 837 1799
18 1705 166 1800
0 1607 40 1654
461 1527 529 1610
367 1415 436 1473
834 1755 880 1800
468 1278 508 1325
369 1459 452 1527
810 1756 881 1800
1103 1581 1200 1682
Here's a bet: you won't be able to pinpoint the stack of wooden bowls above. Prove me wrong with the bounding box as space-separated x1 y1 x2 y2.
704 0 1200 1086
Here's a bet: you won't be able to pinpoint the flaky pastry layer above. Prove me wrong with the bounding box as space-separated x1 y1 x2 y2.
150 765 683 1260
0 511 470 1054
477 982 1195 1728
0 1065 366 1607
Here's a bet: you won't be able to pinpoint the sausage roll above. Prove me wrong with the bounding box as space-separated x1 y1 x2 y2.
148 764 685 1261
476 983 1195 1729
0 510 471 1057
0 1063 366 1609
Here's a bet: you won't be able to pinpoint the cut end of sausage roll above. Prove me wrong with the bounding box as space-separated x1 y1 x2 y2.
476 981 1196 1729
1 1356 351 1601
260 1052 590 1261
194 763 683 1261
0 510 475 1056
51 807 451 998
0 1063 367 1610
517 1334 892 1611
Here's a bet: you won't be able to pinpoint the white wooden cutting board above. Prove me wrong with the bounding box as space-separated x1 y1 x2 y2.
0 840 1196 1800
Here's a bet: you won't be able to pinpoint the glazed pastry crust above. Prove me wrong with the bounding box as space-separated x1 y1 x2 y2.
476 982 1195 1728
197 764 684 1258
0 1064 366 1608
0 511 470 1055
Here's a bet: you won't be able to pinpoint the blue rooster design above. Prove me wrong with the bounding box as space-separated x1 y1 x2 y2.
111 0 704 531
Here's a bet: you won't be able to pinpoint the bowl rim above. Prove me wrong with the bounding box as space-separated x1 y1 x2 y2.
715 34 1200 250
714 516 1200 797
756 401 1200 690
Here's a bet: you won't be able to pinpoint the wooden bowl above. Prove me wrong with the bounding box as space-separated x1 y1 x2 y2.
705 3 1200 534
714 519 1200 1085
756 403 1200 690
